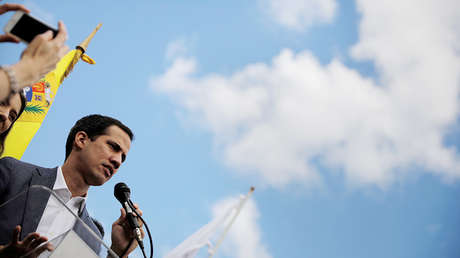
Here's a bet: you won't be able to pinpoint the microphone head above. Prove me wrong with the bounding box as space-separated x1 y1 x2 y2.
114 182 131 202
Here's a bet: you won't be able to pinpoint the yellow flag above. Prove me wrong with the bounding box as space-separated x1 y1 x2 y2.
2 24 101 159
2 50 77 159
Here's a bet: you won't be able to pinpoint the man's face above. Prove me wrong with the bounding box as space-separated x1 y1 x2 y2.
77 125 131 186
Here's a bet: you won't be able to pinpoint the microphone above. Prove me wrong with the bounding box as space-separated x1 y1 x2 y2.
114 182 144 249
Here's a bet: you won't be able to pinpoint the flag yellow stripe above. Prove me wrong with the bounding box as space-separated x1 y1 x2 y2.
2 50 77 159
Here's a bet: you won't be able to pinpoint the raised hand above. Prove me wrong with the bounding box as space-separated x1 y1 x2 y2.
11 20 69 88
0 2 30 43
110 203 144 258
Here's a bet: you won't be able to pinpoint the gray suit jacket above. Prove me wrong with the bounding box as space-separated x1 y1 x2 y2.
0 157 103 254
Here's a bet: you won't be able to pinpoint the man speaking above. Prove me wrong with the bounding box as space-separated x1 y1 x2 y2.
0 114 142 257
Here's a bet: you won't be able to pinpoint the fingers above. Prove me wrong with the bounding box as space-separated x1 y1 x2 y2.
41 31 54 41
11 225 21 243
114 204 144 229
120 207 127 219
14 18 69 85
18 21 66 54
53 22 69 59
131 203 143 226
53 21 68 44
27 236 48 251
19 233 50 258
131 203 143 217
24 30 53 57
113 208 126 226
21 232 41 247
136 208 143 217
33 242 53 255
0 3 30 15
0 33 20 43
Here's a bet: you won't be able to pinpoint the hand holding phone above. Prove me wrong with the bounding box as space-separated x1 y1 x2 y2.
0 3 69 101
0 2 30 43
13 20 69 85
2 10 69 74
3 11 58 43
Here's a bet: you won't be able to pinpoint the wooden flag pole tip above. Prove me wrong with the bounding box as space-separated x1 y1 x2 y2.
78 23 102 52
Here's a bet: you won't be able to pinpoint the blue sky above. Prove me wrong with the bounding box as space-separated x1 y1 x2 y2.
1 0 460 257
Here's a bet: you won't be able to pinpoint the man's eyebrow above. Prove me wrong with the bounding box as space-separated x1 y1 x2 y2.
108 140 121 151
108 140 126 162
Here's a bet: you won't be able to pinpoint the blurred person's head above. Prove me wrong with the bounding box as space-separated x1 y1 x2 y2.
0 92 26 155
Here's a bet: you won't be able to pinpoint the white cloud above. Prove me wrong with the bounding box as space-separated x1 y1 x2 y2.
165 39 189 61
260 0 337 30
151 0 460 188
211 196 271 258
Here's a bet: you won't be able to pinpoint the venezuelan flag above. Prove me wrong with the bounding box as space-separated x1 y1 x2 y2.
2 50 77 159
2 24 101 159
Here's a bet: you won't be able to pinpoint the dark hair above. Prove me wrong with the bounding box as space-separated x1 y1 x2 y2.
65 114 134 160
0 92 27 155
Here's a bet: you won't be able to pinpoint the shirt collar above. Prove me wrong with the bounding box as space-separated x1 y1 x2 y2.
54 166 69 191
54 166 87 212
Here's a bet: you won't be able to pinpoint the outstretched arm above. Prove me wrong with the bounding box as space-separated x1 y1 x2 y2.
0 1 69 101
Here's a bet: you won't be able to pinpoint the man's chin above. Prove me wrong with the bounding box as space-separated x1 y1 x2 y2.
89 177 109 186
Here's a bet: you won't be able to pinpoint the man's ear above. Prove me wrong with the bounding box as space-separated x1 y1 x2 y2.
74 131 89 150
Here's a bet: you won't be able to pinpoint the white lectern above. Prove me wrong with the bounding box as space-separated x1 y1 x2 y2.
0 185 119 258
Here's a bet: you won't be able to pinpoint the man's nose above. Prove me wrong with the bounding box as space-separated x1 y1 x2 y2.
110 155 121 170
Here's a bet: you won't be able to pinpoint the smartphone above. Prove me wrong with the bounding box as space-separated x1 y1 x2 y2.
3 11 58 43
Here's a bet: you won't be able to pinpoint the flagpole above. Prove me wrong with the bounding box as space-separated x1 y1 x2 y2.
208 186 255 258
61 23 102 83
